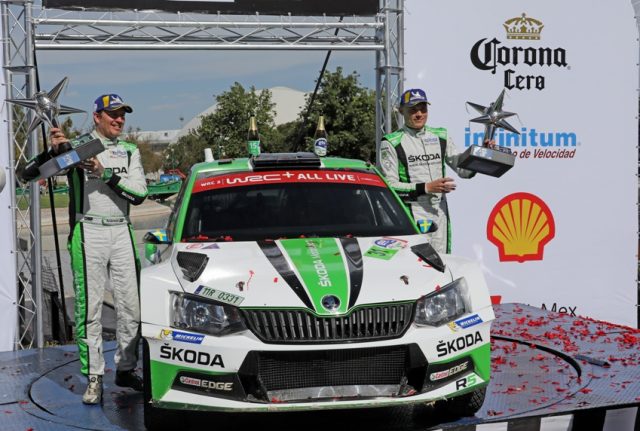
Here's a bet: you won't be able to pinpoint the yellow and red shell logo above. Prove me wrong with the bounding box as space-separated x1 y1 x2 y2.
487 192 555 262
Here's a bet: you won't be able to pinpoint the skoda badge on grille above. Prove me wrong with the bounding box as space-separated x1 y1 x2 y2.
322 295 341 312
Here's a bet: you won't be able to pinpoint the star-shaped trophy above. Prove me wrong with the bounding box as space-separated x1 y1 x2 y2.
7 77 105 180
458 89 519 177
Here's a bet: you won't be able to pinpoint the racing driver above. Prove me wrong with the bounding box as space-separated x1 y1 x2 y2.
379 88 475 254
26 93 148 404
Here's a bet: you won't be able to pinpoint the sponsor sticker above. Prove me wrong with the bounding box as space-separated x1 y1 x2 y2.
373 237 408 250
448 314 484 331
365 237 407 260
193 170 386 193
194 285 244 306
158 329 205 344
364 245 399 260
429 361 470 382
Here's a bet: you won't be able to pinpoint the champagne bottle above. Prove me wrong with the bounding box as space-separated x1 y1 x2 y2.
247 116 261 157
313 115 328 157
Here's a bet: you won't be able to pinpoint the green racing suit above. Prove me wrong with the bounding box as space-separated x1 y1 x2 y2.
24 130 148 376
379 125 474 254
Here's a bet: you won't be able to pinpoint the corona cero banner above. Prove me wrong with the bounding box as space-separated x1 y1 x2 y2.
404 0 638 326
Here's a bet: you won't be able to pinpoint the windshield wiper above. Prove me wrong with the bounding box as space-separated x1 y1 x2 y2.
183 234 234 242
182 234 211 242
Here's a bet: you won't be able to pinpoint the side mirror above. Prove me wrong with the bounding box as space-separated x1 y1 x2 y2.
416 219 438 234
145 243 160 265
143 229 171 265
143 229 171 245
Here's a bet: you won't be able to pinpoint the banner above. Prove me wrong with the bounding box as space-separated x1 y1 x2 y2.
0 16 17 350
42 0 379 16
404 0 638 326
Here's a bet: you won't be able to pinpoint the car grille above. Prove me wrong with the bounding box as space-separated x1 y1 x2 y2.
254 345 408 392
241 303 414 344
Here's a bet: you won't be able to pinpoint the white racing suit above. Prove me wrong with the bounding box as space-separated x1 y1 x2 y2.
65 131 148 376
379 125 474 254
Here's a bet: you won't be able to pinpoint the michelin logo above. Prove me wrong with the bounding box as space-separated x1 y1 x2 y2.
447 314 483 331
455 314 483 329
159 329 204 344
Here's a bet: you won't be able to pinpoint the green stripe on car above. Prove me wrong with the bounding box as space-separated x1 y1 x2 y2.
280 238 349 315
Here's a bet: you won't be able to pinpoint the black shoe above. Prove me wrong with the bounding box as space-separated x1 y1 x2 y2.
115 369 143 391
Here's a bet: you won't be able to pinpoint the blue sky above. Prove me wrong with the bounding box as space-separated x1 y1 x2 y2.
36 50 376 132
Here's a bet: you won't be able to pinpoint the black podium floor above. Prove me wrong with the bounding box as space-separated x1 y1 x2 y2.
1 304 639 431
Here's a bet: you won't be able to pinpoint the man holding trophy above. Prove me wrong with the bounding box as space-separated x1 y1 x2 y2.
23 92 148 404
379 88 476 254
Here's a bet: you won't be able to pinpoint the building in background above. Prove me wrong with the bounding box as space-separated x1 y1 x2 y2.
138 86 306 155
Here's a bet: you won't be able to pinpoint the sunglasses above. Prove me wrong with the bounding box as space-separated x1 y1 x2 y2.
102 110 126 119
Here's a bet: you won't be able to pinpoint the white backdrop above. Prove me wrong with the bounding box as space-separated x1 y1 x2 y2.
0 15 17 351
405 0 638 327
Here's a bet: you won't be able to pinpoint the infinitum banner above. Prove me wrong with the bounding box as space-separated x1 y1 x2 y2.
404 0 638 326
0 15 17 351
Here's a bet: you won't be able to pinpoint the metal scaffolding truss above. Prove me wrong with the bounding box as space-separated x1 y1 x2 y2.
2 0 42 350
32 9 383 50
2 0 403 349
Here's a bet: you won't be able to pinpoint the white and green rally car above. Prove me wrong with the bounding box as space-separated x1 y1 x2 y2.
141 153 494 429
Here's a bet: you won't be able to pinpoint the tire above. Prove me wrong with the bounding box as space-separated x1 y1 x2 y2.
438 386 486 418
143 339 184 430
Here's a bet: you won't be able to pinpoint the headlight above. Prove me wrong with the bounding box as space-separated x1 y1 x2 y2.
414 278 470 326
170 292 247 336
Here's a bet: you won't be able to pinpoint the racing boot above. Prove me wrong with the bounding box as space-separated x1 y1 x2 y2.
82 375 103 405
115 369 143 391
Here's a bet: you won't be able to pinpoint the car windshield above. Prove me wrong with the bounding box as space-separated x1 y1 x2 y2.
181 169 416 241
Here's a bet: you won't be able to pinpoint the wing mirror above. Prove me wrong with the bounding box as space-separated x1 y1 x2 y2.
143 229 171 265
416 219 438 234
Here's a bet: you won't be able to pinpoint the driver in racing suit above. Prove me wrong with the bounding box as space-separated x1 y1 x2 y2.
25 94 147 404
379 88 475 254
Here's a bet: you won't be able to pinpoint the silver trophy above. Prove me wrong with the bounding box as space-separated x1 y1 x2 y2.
7 77 105 180
458 89 519 177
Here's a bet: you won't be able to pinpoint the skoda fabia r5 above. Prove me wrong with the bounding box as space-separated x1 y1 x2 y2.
141 153 494 429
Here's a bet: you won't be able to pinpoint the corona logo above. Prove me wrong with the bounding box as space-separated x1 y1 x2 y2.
503 13 544 40
487 192 555 262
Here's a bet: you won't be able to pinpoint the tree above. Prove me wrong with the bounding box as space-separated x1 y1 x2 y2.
124 127 164 175
197 82 277 158
295 67 376 161
165 133 207 172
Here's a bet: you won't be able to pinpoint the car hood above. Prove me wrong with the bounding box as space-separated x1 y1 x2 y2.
170 236 454 315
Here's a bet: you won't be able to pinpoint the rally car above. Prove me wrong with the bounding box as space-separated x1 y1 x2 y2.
141 153 494 429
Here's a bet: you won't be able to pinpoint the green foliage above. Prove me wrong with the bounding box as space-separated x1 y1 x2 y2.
124 127 164 174
296 67 376 161
166 71 376 168
60 116 82 139
198 82 277 158
165 133 207 172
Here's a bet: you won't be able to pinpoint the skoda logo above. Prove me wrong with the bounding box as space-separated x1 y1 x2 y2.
321 295 340 311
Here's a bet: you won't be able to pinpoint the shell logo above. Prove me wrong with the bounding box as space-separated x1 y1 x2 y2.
487 192 555 262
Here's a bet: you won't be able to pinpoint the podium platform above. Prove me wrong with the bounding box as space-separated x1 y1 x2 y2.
1 304 638 431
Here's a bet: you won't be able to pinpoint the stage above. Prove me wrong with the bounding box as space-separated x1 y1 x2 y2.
1 304 638 431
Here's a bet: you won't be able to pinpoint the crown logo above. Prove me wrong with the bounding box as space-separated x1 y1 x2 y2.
487 192 555 263
503 13 544 40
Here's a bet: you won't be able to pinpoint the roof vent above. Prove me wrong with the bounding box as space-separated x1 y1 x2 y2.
251 152 321 170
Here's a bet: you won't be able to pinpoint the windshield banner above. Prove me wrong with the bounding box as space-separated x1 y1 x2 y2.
193 170 386 193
